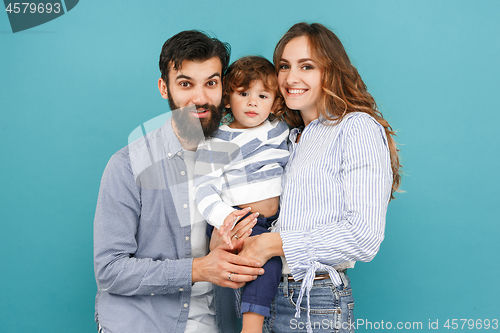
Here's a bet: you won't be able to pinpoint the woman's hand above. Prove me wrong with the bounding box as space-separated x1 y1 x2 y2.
218 207 252 248
209 211 259 251
238 232 284 266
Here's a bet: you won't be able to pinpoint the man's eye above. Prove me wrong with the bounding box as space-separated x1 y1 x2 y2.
180 81 191 87
207 80 218 87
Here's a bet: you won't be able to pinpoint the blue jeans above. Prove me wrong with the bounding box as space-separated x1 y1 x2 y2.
208 208 282 317
263 271 355 333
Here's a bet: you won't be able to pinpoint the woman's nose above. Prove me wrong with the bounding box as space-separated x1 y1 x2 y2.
285 68 300 85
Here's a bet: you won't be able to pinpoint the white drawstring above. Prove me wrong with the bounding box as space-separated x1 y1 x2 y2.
294 262 343 333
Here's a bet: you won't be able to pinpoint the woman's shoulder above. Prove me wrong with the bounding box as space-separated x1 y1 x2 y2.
342 111 376 122
339 112 388 146
316 111 378 132
339 112 382 131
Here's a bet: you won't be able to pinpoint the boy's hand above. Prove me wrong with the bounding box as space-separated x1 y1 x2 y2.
219 207 252 248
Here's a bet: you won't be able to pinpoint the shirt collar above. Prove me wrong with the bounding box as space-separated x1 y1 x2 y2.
289 127 302 143
160 118 184 159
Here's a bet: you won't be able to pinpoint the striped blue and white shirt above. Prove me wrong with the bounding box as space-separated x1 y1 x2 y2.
279 112 392 291
195 120 289 228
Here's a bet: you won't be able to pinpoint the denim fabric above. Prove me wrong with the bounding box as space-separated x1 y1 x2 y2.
207 209 282 318
263 271 355 333
213 285 242 333
239 213 282 317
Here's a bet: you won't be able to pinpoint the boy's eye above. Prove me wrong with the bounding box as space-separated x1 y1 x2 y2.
259 94 268 99
239 92 248 97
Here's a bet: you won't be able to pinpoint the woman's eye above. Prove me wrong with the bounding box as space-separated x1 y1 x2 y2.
302 64 314 70
278 64 289 70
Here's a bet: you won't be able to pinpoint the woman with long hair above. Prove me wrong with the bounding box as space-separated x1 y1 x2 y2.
238 22 401 332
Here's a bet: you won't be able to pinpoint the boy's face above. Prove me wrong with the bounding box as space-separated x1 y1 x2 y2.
227 80 275 129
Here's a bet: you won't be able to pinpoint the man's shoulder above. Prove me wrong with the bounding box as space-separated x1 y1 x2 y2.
106 119 177 181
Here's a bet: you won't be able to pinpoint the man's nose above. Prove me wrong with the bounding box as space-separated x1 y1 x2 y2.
191 87 208 105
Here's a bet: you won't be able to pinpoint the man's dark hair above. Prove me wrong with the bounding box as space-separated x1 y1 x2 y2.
159 30 231 84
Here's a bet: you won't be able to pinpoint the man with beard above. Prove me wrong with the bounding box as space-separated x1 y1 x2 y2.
93 30 264 333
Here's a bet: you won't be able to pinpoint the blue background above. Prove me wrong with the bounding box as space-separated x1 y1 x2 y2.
1 1 499 332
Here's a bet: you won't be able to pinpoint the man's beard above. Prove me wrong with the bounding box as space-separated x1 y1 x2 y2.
168 89 223 145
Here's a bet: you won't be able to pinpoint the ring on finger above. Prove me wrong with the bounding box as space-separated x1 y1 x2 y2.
233 234 239 240
228 273 232 281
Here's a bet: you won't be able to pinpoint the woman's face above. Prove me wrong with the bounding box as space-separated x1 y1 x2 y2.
277 36 323 123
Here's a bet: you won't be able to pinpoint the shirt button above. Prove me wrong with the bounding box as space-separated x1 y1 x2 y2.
151 293 154 296
184 303 188 308
177 152 182 156
185 236 189 241
179 288 184 292
183 204 188 209
180 171 186 176
167 153 172 157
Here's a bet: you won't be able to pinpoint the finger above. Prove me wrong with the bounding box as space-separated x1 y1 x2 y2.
221 280 246 289
224 243 262 267
227 264 265 278
223 234 233 249
224 272 258 284
232 212 258 234
232 217 257 240
222 209 249 229
232 207 252 217
229 207 252 226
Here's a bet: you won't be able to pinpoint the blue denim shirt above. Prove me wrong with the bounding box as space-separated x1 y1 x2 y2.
94 118 239 333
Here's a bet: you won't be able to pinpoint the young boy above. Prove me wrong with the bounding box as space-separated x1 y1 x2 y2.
194 56 289 333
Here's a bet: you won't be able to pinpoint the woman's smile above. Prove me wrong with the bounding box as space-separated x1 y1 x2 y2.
278 36 323 125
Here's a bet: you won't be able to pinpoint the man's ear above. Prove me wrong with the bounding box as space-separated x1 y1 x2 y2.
158 78 169 100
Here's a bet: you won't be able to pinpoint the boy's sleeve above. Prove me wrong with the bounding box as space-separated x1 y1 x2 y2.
194 141 238 229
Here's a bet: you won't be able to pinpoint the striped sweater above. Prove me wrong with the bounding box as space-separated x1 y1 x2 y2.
194 120 289 228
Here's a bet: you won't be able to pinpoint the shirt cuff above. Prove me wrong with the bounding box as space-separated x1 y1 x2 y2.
280 229 318 281
207 203 237 229
165 258 194 293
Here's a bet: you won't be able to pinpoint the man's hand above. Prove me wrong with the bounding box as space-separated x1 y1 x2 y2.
192 239 265 289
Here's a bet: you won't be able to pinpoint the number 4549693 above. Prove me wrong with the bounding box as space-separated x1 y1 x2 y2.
444 319 498 330
5 3 61 14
